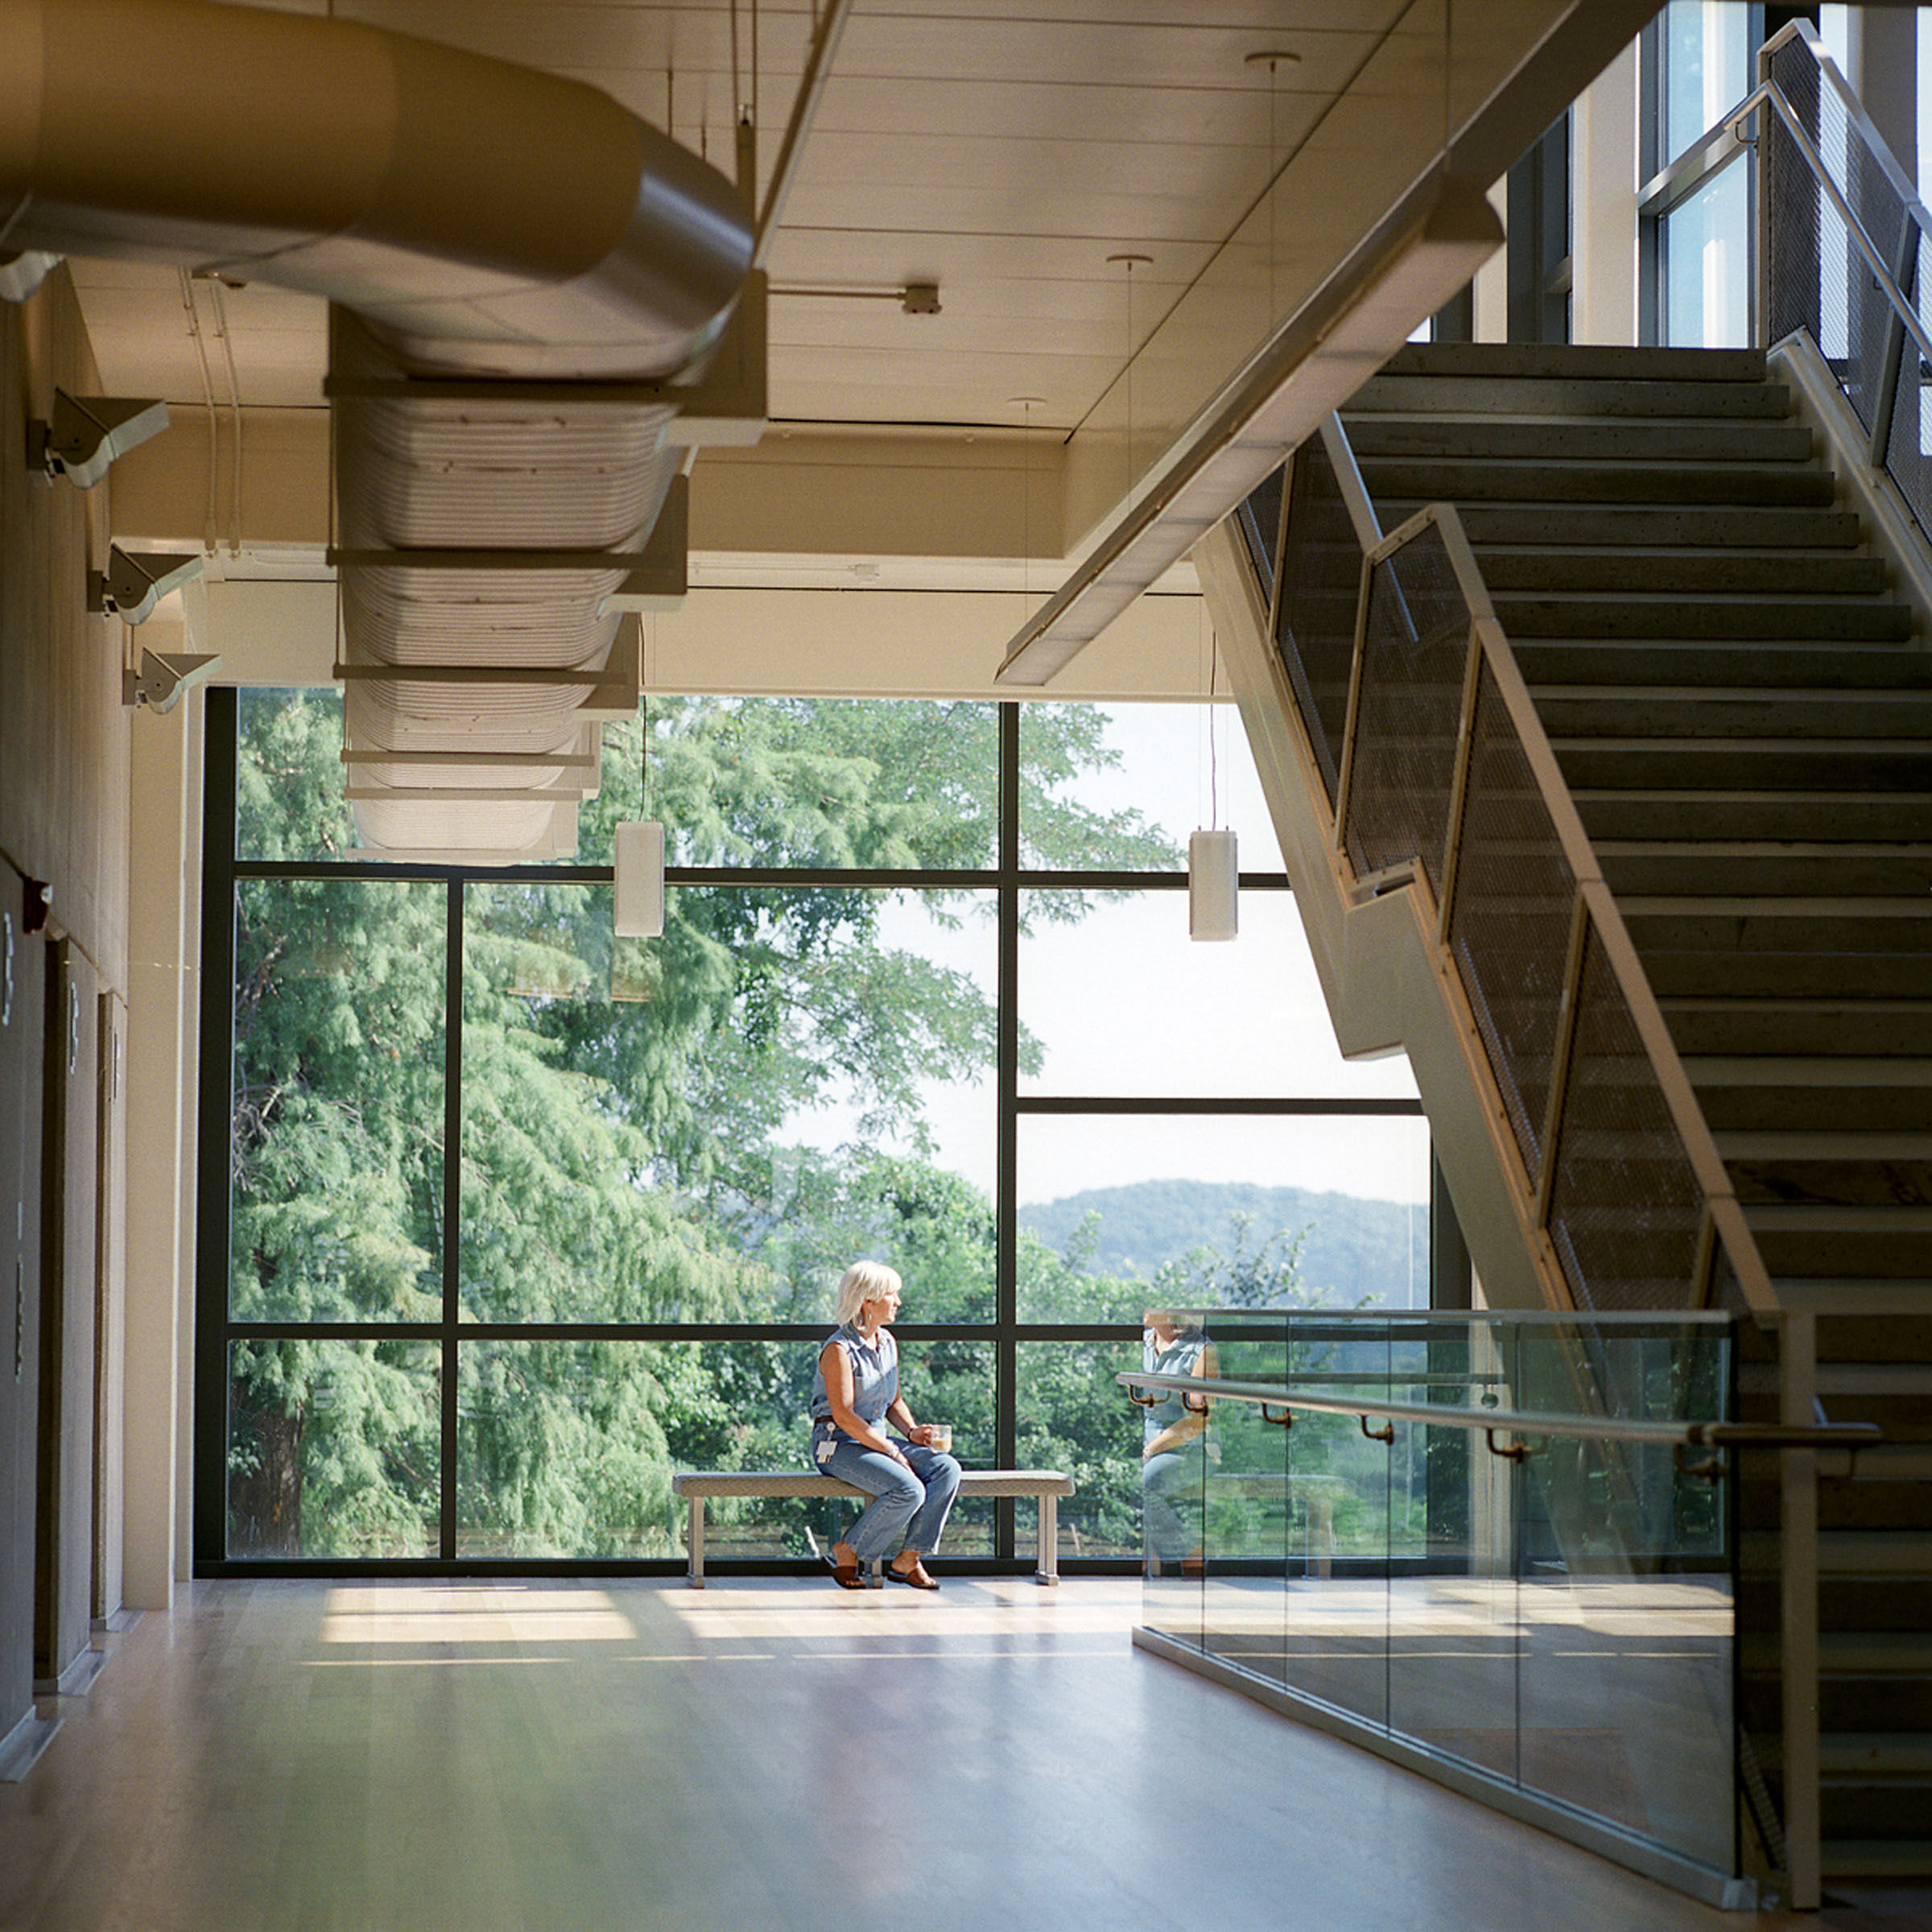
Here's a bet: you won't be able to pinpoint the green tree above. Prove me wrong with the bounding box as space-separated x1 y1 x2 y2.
225 690 1179 1560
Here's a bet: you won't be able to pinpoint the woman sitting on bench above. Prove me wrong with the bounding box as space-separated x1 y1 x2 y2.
810 1261 961 1591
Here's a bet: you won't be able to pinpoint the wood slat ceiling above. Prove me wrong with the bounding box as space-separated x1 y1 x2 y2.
69 0 1414 432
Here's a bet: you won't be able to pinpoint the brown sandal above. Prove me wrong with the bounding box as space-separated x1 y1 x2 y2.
889 1558 939 1591
824 1548 865 1591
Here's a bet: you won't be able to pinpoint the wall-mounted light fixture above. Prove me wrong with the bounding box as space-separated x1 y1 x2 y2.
31 390 169 489
123 647 221 715
91 546 204 625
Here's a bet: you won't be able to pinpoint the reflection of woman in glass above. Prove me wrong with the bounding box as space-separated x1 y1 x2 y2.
810 1261 961 1591
1140 1310 1217 1575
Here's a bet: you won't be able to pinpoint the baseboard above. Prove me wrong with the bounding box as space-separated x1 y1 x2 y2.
93 1608 142 1636
0 1707 61 1783
34 1645 109 1699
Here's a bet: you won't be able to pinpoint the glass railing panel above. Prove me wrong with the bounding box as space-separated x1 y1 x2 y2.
1125 1309 1741 1887
1514 1430 1734 1872
1199 1311 1288 1687
1137 1312 1210 1649
1279 1315 1392 1731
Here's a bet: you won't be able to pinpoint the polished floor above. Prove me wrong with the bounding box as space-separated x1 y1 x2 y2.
0 1576 1922 1932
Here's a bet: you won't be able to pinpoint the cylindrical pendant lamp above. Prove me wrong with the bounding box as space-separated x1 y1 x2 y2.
614 819 665 937
1189 828 1237 941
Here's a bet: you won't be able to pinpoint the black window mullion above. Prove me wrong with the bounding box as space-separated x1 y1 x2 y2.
194 687 241 1564
440 878 464 1563
995 702 1020 1559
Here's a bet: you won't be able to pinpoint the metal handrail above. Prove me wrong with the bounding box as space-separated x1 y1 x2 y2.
1316 413 1382 553
1726 82 1932 379
1118 1370 1880 1458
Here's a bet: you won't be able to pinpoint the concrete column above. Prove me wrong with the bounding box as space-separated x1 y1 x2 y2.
1572 43 1640 345
122 701 196 1609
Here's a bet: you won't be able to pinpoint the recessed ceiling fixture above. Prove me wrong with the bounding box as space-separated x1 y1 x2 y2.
1244 49 1302 69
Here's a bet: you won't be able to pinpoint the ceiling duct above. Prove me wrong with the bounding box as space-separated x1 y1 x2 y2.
0 0 757 859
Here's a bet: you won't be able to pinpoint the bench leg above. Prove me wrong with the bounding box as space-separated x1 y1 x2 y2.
1036 1495 1059 1585
687 1496 706 1588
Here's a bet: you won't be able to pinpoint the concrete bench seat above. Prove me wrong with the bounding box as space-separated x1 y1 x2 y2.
670 1468 1075 1587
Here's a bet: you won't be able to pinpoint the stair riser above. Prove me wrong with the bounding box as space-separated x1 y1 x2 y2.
1644 955 1932 997
1741 1482 1932 1533
1482 554 1887 596
1604 857 1932 896
1743 1680 1932 1732
1738 1577 1932 1629
1396 506 1865 549
1558 747 1932 790
1348 419 1815 464
1578 798 1932 841
1729 1159 1932 1209
1665 1009 1932 1055
1623 911 1932 954
1500 601 1913 643
1700 1092 1932 1133
1356 461 1837 508
1518 644 1932 689
1818 1788 1932 1840
1377 344 1769 383
1541 694 1932 735
1351 373 1792 419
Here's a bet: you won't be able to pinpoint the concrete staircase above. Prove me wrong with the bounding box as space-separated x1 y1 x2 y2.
1342 342 1932 1885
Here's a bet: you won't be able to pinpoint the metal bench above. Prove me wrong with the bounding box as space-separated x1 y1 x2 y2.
670 1468 1075 1587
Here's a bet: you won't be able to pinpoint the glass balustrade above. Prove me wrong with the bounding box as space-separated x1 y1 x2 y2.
1132 1310 1738 1892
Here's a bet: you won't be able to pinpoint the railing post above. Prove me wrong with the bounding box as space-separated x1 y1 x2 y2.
1780 1311 1821 1910
1432 619 1485 947
1531 894 1591 1236
1867 218 1919 470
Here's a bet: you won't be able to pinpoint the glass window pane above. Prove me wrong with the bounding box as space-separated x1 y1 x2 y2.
1017 1113 1431 1321
459 881 997 1324
236 687 357 863
1017 1338 1144 1560
1020 703 1263 869
226 1339 440 1558
231 877 446 1322
579 696 1000 872
1020 889 1418 1100
1661 1 1752 165
456 1339 1000 1560
1661 159 1750 347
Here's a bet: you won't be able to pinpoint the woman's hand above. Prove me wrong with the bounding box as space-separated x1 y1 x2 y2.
906 1422 935 1449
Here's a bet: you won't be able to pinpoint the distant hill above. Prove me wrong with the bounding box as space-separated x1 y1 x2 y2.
1018 1179 1425 1308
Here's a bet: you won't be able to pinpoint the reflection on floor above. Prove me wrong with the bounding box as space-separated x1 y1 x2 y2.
0 1576 1913 1932
1149 1571 1733 1864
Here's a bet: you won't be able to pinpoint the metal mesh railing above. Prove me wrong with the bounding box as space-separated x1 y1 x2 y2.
1757 26 1932 548
1340 522 1468 894
1446 659 1577 1174
1238 436 1775 1323
1545 919 1711 1312
1271 438 1360 806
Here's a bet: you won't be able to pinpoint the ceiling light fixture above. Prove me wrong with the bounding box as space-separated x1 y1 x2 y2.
614 697 665 939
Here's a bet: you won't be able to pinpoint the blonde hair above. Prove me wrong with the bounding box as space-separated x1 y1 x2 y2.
833 1260 902 1327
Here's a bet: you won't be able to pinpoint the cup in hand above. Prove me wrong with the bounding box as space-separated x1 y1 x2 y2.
926 1423 953 1453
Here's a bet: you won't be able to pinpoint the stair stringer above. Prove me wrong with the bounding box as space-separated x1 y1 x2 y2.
1195 518 1565 1315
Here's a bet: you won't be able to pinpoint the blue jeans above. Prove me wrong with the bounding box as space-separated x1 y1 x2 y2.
1141 1445 1207 1563
811 1429 961 1563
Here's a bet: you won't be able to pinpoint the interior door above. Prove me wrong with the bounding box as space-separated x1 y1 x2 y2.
0 885 45 1743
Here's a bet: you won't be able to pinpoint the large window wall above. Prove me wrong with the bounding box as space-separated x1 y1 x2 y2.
196 688 1427 1574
